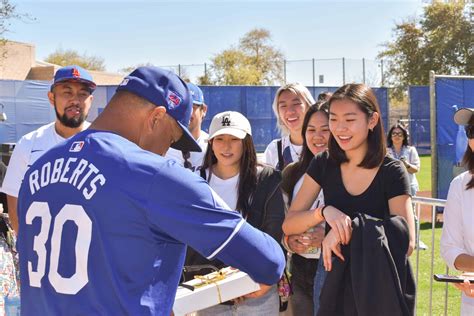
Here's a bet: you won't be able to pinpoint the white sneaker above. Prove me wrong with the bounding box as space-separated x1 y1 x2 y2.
417 240 428 250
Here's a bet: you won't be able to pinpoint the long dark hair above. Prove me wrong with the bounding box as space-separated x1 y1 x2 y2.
201 134 258 217
327 83 386 169
386 123 409 148
281 100 329 203
463 119 474 190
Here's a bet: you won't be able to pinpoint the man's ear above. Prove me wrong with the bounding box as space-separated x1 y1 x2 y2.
47 91 55 107
202 104 208 117
147 106 167 131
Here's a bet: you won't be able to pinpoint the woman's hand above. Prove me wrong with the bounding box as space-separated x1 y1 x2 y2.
304 225 325 248
454 279 474 298
287 235 307 254
323 206 352 245
243 283 272 299
287 225 325 254
322 228 345 272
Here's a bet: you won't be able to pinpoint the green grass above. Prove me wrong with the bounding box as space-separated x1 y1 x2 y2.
412 155 463 314
411 223 461 316
418 155 432 193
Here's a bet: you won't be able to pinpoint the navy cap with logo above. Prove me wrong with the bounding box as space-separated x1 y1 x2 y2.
51 65 97 92
116 66 201 152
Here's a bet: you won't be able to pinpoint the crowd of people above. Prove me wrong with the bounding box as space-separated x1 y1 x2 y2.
0 65 472 316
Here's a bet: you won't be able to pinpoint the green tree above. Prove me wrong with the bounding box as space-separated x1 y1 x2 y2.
209 48 261 85
202 28 284 85
379 2 473 96
45 48 106 71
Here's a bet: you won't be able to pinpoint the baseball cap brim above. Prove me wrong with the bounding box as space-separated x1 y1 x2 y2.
454 108 474 125
209 127 247 140
52 78 97 92
171 121 202 152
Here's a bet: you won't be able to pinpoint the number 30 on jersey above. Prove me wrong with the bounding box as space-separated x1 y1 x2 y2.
25 201 92 295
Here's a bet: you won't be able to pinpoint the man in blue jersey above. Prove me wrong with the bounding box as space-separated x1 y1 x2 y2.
17 66 285 315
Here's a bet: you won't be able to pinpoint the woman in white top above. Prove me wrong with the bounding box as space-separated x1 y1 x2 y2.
185 111 285 316
386 123 420 196
440 107 474 316
264 83 315 170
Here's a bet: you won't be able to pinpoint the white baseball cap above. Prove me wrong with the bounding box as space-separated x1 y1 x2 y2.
208 111 252 140
454 108 474 125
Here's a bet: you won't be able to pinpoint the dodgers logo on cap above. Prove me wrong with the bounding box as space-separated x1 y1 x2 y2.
221 114 231 127
167 91 182 110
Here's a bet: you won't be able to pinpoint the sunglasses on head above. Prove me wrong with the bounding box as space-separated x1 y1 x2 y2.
466 125 474 139
391 132 404 137
182 151 192 169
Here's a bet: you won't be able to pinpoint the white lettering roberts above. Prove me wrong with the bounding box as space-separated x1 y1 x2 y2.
50 158 65 184
27 158 106 199
83 174 106 200
29 170 40 195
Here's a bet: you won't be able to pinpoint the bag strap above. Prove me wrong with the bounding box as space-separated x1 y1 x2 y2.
277 139 284 171
199 168 206 181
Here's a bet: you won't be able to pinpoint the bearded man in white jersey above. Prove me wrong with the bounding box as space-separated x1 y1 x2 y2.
0 65 95 232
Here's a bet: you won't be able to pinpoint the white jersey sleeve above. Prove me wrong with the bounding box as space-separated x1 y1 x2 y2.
1 135 33 197
263 139 279 168
1 122 71 197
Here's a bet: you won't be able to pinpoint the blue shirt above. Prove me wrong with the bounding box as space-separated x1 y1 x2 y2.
17 130 285 315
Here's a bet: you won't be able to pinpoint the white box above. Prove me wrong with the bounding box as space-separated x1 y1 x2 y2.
173 267 260 315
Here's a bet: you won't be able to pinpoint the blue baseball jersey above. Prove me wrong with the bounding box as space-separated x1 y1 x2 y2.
17 130 285 315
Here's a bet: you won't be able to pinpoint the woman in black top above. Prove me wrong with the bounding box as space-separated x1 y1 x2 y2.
282 83 415 276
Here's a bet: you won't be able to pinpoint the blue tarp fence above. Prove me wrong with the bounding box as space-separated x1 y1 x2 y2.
0 80 389 152
434 76 474 199
408 86 430 155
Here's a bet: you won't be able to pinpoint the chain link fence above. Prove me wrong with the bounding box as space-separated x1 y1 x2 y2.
159 58 385 87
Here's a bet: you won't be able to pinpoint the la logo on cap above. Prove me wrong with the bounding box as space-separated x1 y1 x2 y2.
72 68 80 78
221 114 231 127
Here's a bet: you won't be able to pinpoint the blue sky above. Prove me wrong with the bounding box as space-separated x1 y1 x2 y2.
9 0 425 84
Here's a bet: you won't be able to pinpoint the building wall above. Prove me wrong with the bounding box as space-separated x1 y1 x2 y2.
0 41 35 80
0 41 124 85
89 70 124 85
26 66 55 81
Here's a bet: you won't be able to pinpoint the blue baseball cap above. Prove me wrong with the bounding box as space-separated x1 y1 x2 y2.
116 66 201 152
51 65 96 92
186 82 204 105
